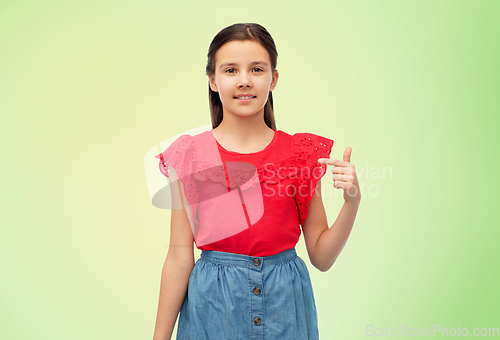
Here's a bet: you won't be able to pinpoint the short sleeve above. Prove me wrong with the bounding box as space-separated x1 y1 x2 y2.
293 133 334 226
155 134 199 204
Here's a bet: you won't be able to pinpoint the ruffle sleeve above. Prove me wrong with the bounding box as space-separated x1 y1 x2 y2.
155 134 199 205
293 133 334 226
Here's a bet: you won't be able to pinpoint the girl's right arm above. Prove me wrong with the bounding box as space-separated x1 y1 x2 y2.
153 180 195 340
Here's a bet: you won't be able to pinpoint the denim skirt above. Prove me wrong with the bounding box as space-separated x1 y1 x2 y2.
176 247 319 340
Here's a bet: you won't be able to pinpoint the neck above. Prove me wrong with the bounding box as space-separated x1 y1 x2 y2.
214 108 273 143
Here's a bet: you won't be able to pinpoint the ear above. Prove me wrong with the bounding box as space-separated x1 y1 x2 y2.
270 69 279 91
209 75 218 92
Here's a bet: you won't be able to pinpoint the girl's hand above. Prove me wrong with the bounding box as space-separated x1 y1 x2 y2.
318 147 361 205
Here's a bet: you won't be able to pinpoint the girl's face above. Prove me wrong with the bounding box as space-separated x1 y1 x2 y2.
209 40 278 120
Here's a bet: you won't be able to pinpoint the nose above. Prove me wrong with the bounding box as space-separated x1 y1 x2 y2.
237 73 252 88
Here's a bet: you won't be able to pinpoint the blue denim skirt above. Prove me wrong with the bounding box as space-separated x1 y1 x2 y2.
176 247 319 340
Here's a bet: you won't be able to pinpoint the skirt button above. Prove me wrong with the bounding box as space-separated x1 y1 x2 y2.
253 286 261 295
254 317 262 325
253 258 261 266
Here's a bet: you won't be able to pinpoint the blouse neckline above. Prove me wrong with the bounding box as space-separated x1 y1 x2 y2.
211 128 279 155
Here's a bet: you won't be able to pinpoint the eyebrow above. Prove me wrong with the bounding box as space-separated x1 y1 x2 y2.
219 61 269 69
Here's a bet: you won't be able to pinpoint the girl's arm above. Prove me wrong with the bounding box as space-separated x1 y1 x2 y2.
303 147 361 272
153 180 195 340
303 181 360 272
153 249 194 339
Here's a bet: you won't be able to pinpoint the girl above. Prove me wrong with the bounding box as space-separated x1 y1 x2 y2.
152 23 361 340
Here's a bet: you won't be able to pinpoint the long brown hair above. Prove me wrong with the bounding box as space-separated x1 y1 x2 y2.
205 23 278 130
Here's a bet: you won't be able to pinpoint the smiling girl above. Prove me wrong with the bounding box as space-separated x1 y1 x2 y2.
152 23 361 340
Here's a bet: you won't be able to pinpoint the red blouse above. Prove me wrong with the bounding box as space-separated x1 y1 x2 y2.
155 129 333 256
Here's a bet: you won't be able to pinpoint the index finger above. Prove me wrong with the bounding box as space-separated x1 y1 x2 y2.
317 158 350 167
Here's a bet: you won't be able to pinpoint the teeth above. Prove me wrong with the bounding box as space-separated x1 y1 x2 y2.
238 96 253 99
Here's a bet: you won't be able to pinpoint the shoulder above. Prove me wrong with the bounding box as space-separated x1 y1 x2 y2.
275 130 332 147
292 132 333 147
171 133 196 148
290 132 334 161
155 134 197 177
273 130 334 160
157 134 195 157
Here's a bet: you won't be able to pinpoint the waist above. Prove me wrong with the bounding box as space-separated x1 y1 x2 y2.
199 247 297 268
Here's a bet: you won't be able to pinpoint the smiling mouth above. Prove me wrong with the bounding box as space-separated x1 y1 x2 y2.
234 96 256 99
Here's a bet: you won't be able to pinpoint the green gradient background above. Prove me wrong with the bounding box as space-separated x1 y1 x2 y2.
1 0 499 339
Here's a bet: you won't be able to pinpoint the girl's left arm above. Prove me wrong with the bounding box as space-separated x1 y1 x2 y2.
302 146 361 272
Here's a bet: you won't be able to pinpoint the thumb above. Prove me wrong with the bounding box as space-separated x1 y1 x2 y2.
343 147 352 163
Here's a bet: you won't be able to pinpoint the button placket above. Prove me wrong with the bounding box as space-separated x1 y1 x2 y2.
249 257 264 338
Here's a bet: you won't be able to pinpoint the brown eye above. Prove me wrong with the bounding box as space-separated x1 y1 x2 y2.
225 68 236 73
